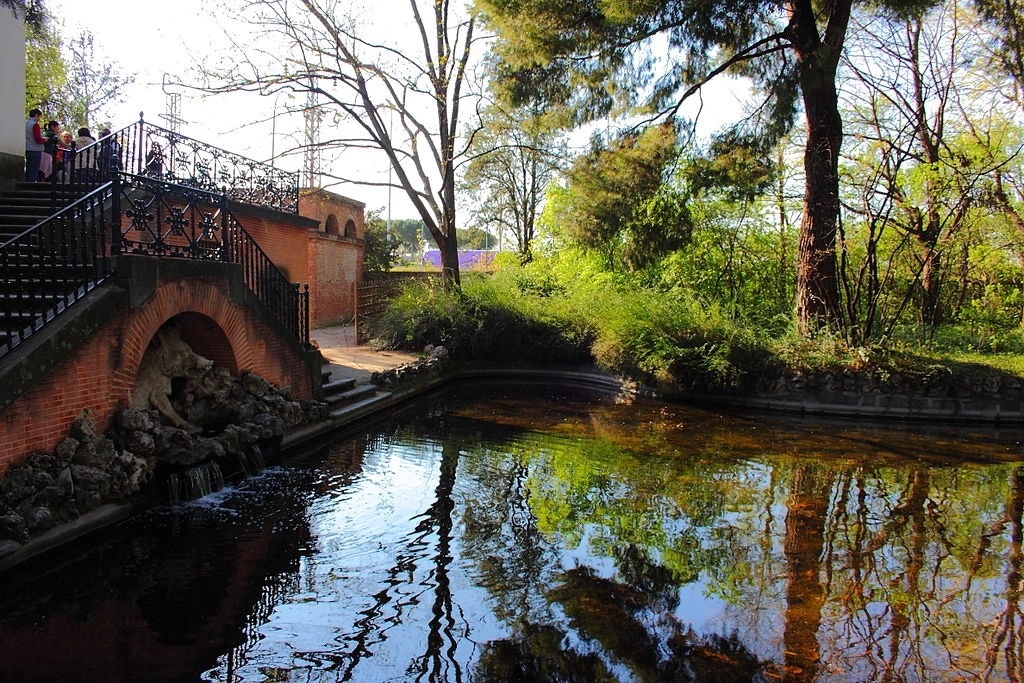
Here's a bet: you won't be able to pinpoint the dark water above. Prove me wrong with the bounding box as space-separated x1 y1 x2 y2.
2 383 1024 682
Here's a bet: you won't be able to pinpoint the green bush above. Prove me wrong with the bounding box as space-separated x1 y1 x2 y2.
364 253 779 390
362 272 593 363
361 250 1024 392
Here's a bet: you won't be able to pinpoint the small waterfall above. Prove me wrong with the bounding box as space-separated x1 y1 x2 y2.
167 461 227 504
236 442 269 478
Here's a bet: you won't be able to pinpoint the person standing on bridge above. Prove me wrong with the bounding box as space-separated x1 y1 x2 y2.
24 109 45 182
97 128 123 180
73 127 98 183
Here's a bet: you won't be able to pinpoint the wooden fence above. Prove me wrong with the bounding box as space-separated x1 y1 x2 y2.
355 272 439 343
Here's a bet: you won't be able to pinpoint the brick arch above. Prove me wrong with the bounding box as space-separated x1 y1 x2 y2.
171 312 238 373
325 213 340 236
0 271 316 476
344 218 356 237
113 280 256 408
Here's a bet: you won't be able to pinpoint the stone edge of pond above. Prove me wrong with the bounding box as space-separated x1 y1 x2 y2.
648 386 1024 424
0 503 136 575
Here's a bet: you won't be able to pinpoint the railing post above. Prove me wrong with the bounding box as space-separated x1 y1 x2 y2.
136 113 145 176
220 194 230 262
110 173 122 256
303 283 310 346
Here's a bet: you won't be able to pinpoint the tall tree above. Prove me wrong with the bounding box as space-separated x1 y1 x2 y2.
546 124 691 270
975 0 1024 103
22 0 65 117
59 30 135 129
841 2 990 331
200 0 483 288
478 0 938 334
463 102 565 262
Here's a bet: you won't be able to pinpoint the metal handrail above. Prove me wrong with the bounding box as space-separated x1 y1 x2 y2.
0 183 116 357
52 115 299 214
114 173 310 345
0 172 309 361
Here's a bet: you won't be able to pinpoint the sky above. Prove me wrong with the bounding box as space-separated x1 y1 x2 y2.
46 0 409 214
46 0 750 224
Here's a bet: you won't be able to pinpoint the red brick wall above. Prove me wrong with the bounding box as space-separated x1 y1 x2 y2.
0 276 314 478
297 189 366 326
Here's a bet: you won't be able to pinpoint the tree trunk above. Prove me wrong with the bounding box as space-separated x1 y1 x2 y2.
789 0 850 334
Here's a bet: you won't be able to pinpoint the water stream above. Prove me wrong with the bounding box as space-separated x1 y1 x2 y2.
1 383 1023 681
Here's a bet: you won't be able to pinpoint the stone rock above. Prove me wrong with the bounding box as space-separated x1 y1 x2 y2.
191 437 226 463
74 438 117 469
24 506 55 533
125 430 157 459
219 424 258 453
56 467 74 499
162 447 203 467
0 539 23 557
26 453 59 475
114 408 155 432
0 512 28 543
1 467 35 506
71 465 111 499
54 437 78 463
75 490 102 512
31 469 56 492
69 410 99 441
242 372 273 398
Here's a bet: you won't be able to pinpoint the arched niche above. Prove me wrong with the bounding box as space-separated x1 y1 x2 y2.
325 214 340 236
166 312 239 375
344 218 356 238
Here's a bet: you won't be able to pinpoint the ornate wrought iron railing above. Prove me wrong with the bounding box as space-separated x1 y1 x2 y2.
114 174 310 345
54 115 299 214
0 184 116 357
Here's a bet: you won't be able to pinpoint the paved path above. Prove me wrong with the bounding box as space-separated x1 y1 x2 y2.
310 324 420 384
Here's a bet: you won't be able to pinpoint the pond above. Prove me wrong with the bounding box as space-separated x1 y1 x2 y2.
1 383 1023 682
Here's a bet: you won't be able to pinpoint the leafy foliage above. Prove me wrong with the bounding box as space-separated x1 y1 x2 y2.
362 210 401 275
24 4 66 116
549 123 692 269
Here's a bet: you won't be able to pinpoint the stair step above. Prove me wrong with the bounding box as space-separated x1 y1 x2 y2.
323 377 357 394
324 383 379 407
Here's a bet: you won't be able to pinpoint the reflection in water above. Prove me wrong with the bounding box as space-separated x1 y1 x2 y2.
0 385 1023 681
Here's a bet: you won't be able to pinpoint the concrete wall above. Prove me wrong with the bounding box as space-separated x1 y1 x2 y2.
0 7 26 188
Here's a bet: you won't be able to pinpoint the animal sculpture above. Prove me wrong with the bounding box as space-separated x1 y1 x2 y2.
131 325 213 432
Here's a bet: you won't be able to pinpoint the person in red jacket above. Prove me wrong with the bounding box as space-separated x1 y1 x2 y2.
24 108 45 182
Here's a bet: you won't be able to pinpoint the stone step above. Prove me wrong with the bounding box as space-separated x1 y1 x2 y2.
324 383 378 408
323 377 357 394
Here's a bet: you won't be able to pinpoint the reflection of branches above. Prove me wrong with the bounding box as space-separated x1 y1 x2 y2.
983 466 1024 681
878 468 930 683
410 440 463 683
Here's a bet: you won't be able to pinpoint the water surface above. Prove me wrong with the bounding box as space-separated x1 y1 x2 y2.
1 384 1023 682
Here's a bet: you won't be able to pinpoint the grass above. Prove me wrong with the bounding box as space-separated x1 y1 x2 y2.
363 254 1024 394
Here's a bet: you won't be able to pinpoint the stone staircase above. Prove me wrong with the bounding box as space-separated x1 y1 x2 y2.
0 182 106 353
319 361 384 416
0 184 57 239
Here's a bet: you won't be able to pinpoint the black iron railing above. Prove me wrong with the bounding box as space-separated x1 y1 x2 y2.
0 183 116 356
53 115 299 214
113 174 310 345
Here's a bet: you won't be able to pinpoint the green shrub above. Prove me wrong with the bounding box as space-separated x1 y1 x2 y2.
361 250 1024 391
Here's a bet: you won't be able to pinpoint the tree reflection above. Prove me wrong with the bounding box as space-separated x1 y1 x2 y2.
782 466 831 682
983 465 1024 681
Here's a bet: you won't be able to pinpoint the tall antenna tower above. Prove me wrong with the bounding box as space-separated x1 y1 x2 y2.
160 75 187 135
303 90 322 189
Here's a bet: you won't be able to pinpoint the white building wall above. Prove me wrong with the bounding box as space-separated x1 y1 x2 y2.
0 7 26 186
